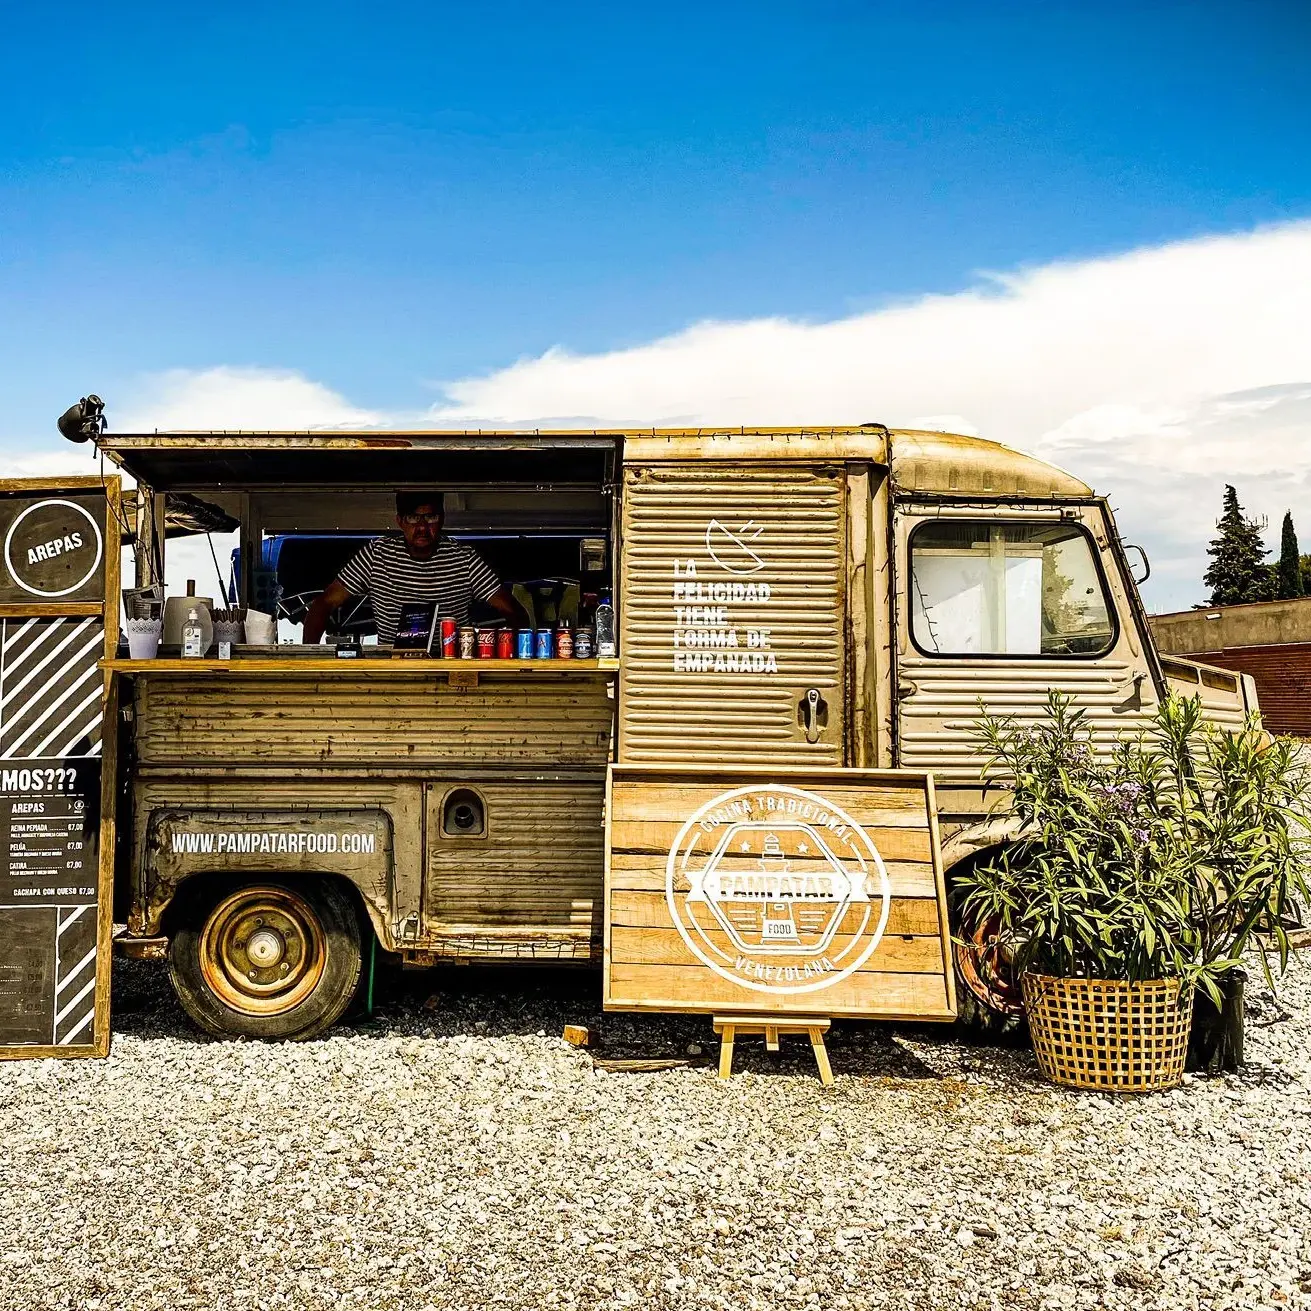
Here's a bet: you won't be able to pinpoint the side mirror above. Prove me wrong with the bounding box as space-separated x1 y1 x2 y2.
1124 543 1151 585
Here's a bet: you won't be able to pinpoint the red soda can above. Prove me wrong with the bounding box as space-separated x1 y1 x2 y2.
476 628 495 659
440 617 457 658
496 628 514 659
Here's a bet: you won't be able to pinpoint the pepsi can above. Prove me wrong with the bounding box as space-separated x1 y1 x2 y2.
516 628 534 659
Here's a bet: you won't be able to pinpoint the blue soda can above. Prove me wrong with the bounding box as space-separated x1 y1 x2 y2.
535 627 554 659
516 628 534 659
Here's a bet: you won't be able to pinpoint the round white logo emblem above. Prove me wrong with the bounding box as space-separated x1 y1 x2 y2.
665 784 891 994
4 499 104 598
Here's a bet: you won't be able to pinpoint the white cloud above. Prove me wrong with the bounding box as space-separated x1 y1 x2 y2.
0 447 108 480
431 221 1311 610
116 366 383 432
21 225 1308 613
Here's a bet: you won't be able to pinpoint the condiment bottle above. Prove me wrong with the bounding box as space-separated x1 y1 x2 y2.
182 608 204 658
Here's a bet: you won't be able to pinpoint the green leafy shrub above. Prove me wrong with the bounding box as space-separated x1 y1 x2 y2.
955 690 1311 1005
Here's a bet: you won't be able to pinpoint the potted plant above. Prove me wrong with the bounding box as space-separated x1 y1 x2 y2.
955 691 1310 1092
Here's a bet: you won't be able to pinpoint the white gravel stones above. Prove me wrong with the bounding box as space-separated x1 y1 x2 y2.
1 958 1310 1310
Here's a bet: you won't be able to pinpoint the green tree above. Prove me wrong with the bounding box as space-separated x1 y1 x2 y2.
1203 485 1272 606
1302 553 1311 596
1276 512 1305 599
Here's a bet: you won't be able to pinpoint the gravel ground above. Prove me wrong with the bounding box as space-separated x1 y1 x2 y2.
1 958 1310 1311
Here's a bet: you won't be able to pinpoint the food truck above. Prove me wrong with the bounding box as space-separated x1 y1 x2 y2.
0 423 1257 1055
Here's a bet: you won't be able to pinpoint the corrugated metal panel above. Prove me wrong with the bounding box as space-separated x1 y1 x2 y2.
619 464 846 765
1168 644 1311 739
898 657 1160 779
132 673 613 769
425 780 603 942
1160 656 1249 732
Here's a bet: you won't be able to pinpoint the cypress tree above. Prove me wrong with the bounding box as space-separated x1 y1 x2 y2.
1276 512 1305 599
1203 485 1272 606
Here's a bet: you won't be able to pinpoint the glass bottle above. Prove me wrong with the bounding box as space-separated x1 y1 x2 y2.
594 592 616 658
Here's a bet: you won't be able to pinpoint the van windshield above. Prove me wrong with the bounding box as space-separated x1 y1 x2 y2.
910 521 1114 657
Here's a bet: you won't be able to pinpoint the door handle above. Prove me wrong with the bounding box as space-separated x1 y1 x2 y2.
800 688 825 744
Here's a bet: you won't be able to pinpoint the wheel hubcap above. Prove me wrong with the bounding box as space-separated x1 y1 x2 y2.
199 887 327 1017
955 913 1025 1016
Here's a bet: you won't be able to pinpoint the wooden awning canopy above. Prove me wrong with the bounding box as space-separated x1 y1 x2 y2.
95 430 621 491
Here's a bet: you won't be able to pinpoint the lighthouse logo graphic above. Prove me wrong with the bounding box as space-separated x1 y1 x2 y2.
667 785 891 995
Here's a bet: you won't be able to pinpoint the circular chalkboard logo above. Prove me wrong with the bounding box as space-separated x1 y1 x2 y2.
665 784 891 995
4 499 104 598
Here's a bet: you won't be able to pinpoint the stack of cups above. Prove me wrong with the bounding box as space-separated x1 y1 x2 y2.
126 592 162 659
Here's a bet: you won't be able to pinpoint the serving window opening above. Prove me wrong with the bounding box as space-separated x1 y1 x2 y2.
138 468 616 656
909 520 1115 658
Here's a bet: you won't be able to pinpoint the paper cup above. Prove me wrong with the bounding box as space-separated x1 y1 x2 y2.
244 610 277 646
126 617 162 660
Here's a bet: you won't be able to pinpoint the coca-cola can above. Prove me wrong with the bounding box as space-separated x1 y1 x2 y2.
476 628 495 659
496 628 514 659
440 617 457 658
458 626 476 659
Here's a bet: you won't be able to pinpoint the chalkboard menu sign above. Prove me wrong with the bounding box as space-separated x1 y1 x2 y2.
0 478 120 1060
0 761 102 1045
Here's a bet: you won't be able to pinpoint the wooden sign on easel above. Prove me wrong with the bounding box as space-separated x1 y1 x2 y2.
603 764 955 1022
0 476 121 1059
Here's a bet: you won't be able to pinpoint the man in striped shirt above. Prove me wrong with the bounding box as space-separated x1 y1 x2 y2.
303 491 521 644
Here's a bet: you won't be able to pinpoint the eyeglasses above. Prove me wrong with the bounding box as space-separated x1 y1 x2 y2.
399 513 441 526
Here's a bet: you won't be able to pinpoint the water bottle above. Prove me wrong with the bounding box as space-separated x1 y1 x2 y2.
594 592 616 658
182 608 204 659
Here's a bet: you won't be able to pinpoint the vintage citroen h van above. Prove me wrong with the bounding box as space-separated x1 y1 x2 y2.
92 425 1252 1039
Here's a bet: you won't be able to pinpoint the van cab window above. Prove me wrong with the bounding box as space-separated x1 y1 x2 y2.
910 521 1115 657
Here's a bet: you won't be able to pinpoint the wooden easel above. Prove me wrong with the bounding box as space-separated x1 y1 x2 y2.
712 1015 834 1086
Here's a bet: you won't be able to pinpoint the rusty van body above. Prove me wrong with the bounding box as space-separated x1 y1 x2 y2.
92 425 1253 1038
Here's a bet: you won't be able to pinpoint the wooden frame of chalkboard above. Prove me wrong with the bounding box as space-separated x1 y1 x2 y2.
0 475 121 1060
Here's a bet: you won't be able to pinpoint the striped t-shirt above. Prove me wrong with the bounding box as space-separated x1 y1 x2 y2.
336 535 502 643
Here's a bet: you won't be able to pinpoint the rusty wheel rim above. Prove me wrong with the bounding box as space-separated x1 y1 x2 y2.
199 886 326 1016
955 913 1024 1016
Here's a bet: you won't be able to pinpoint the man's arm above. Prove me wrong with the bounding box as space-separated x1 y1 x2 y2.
485 587 530 628
303 580 351 644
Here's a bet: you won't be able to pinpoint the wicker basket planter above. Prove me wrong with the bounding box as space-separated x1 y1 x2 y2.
1022 973 1194 1093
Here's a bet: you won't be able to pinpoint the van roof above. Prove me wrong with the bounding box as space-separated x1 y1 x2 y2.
94 425 1092 498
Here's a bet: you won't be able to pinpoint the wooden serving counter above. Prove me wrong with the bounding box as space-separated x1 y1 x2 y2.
107 655 617 773
105 656 618 679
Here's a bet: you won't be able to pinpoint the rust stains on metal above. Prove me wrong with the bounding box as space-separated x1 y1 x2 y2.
114 935 170 961
889 429 1094 499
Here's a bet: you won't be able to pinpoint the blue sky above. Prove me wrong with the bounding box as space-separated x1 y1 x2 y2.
2 2 1309 606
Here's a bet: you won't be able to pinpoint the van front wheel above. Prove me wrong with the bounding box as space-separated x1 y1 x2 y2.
169 879 363 1040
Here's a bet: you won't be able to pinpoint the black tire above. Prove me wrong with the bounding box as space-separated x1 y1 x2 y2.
169 877 364 1041
952 969 1027 1044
